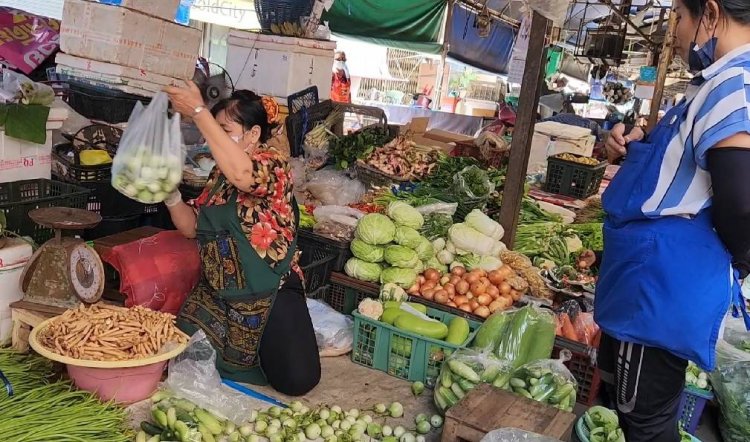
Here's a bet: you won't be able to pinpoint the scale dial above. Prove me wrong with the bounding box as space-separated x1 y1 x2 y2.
68 242 104 303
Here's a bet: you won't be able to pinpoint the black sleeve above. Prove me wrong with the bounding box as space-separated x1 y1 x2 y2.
707 148 750 278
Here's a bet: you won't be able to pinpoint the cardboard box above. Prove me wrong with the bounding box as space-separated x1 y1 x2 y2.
407 117 474 153
97 0 180 22
56 53 178 96
60 0 201 79
0 107 69 183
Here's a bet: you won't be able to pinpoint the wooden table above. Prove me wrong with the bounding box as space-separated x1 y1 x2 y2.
442 384 576 442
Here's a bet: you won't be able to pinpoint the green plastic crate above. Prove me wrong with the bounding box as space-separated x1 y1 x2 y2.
351 307 481 388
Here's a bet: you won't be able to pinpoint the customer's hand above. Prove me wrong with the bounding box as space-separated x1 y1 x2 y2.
606 123 645 163
164 80 205 117
578 250 597 270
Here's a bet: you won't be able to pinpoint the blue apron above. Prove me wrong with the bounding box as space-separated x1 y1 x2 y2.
595 102 747 370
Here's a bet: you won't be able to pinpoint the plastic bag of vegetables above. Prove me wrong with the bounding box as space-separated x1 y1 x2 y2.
710 315 750 442
506 350 577 412
473 305 556 369
111 92 184 204
433 348 513 414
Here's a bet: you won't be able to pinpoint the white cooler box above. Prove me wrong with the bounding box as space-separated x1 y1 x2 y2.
226 31 336 101
0 238 33 345
0 107 69 183
527 121 596 174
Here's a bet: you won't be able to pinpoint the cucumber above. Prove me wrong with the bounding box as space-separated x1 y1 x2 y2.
167 407 177 430
509 378 526 389
458 378 476 392
440 369 453 388
445 317 470 345
434 391 449 411
195 408 224 435
514 387 533 399
447 360 481 383
439 387 459 407
394 315 449 340
147 436 161 442
492 372 512 389
450 382 466 400
141 422 164 436
136 431 148 442
152 409 168 428
480 364 501 383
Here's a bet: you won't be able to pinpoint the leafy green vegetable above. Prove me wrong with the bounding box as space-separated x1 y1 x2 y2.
344 258 383 282
454 165 494 199
380 267 418 288
355 213 396 245
394 226 422 249
384 245 420 268
387 201 424 230
328 127 391 169
420 213 453 241
413 237 434 262
350 238 385 263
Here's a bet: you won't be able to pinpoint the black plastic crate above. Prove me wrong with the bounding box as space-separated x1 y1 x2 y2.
65 80 150 124
84 214 142 240
288 86 319 114
0 179 91 244
544 154 607 200
297 228 351 272
316 272 379 314
79 180 146 218
255 0 314 32
286 100 335 158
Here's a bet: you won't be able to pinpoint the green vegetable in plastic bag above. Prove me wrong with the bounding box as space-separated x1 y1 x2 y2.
508 352 577 412
494 305 556 369
454 165 494 199
710 315 750 442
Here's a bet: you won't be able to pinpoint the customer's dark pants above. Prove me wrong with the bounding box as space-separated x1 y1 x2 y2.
259 272 321 396
598 333 688 442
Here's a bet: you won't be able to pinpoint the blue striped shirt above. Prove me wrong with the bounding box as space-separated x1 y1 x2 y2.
642 43 750 217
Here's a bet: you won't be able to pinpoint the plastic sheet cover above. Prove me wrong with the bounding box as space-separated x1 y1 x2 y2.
446 3 516 75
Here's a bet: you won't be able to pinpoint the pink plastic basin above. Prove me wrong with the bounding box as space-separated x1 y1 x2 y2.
66 361 167 404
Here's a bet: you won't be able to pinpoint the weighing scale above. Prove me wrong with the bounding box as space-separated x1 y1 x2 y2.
19 208 105 309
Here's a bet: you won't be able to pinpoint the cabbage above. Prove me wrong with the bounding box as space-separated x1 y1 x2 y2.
394 226 422 249
456 253 481 270
380 267 418 288
432 238 446 252
387 201 424 230
448 223 504 257
384 245 420 268
414 237 434 261
414 260 425 274
425 257 447 274
465 209 504 241
344 258 383 282
437 249 454 265
350 239 385 263
478 256 503 271
355 214 396 245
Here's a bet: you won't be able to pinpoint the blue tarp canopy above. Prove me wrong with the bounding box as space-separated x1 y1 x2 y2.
446 3 516 75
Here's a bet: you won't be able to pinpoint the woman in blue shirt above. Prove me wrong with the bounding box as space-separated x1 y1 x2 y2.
598 1 750 440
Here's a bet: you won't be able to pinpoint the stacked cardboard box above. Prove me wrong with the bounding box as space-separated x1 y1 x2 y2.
56 0 200 97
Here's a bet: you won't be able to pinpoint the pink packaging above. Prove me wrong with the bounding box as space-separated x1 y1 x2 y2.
66 361 167 404
0 8 60 74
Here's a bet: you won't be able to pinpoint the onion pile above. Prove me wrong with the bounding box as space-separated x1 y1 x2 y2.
408 266 528 318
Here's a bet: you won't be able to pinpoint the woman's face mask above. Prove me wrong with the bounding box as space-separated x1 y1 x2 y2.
687 11 718 72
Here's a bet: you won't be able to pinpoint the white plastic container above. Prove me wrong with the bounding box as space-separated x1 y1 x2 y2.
226 31 336 101
0 107 69 183
0 238 34 345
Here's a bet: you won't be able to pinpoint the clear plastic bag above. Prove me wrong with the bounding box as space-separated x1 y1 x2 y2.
111 92 184 204
481 428 561 442
312 205 364 241
162 330 260 424
305 169 365 206
0 69 54 105
508 351 577 412
711 315 750 441
415 201 459 216
492 305 557 369
306 298 353 356
433 348 513 414
454 165 495 199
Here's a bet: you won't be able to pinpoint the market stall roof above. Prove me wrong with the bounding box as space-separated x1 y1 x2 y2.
322 0 447 55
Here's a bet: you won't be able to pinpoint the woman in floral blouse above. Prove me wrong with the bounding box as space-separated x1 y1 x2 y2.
164 82 320 395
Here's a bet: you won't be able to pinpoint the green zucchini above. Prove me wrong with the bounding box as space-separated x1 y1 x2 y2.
445 317 470 345
141 422 163 436
394 315 449 340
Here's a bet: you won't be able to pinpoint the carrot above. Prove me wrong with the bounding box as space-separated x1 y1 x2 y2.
592 329 602 348
560 313 579 342
555 315 563 336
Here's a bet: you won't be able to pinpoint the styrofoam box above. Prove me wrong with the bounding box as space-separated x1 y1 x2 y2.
56 53 179 96
60 0 201 80
0 237 34 345
0 107 69 183
226 31 336 101
97 0 181 22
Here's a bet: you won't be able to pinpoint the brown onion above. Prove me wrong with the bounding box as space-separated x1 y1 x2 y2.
474 306 491 318
451 266 467 277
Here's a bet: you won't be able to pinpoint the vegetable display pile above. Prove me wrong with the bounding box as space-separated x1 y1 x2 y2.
329 127 392 170
433 305 565 414
553 153 601 167
409 266 522 318
360 136 440 180
345 202 434 288
685 361 710 391
0 349 131 442
515 222 603 269
580 406 625 442
137 390 443 442
37 303 187 361
112 150 183 204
